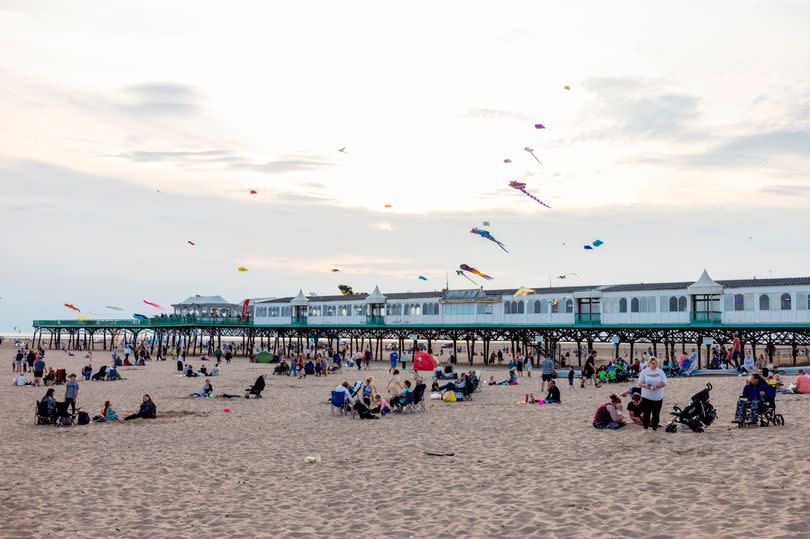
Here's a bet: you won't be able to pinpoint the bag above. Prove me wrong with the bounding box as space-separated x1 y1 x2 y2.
58 415 73 427
77 411 90 425
442 391 457 402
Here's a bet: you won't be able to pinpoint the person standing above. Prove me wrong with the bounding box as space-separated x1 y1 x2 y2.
33 354 45 386
26 348 36 372
64 373 80 414
637 357 667 431
215 346 222 363
540 355 555 391
388 349 398 373
14 350 23 372
225 347 233 364
732 333 742 369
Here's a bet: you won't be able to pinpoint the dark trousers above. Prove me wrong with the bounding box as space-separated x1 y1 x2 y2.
124 412 154 421
64 397 76 414
641 397 663 430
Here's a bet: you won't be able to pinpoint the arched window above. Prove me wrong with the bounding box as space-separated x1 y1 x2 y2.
565 299 573 313
631 298 639 313
808 295 810 310
414 304 422 316
781 293 792 311
678 296 687 312
734 294 745 311
669 296 678 312
533 300 543 314
404 304 410 315
619 298 627 313
759 294 770 311
504 302 511 315
517 301 524 314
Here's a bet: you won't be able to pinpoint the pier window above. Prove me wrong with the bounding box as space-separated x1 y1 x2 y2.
504 302 512 315
533 300 546 314
678 296 687 312
565 299 573 313
630 298 639 313
516 301 524 314
668 296 678 312
477 303 493 315
734 294 745 311
619 298 627 313
781 293 792 311
759 294 770 311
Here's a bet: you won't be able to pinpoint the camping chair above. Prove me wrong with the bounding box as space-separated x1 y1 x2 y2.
406 384 427 413
35 401 57 425
330 391 348 416
55 369 67 385
474 370 483 392
459 379 475 401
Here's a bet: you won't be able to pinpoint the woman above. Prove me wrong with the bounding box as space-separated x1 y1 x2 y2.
124 395 157 421
625 393 643 425
387 369 404 400
370 394 390 416
637 357 667 431
102 400 120 421
592 394 625 429
191 379 214 398
41 388 58 416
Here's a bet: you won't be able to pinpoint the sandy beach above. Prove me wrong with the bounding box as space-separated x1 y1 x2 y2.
2 342 809 539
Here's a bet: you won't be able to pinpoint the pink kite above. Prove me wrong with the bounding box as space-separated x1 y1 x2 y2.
143 300 164 310
509 180 551 209
413 352 438 372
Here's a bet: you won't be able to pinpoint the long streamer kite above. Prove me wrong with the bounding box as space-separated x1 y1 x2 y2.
583 239 604 251
64 303 80 312
509 181 551 209
133 313 148 320
238 267 249 272
455 269 478 286
514 287 535 297
418 276 428 281
144 300 164 310
470 227 508 252
338 285 354 296
523 146 542 164
106 306 123 311
459 264 493 280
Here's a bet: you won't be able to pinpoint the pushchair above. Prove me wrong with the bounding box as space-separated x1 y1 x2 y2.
245 375 266 398
665 383 717 433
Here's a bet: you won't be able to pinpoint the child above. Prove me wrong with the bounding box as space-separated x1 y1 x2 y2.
568 366 575 390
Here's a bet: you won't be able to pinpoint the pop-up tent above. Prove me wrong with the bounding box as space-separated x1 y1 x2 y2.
255 351 274 363
413 351 438 371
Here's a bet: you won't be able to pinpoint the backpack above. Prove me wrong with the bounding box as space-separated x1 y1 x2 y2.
77 411 90 425
58 415 73 427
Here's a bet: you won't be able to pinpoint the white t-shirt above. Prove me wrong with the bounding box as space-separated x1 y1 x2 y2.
638 367 667 401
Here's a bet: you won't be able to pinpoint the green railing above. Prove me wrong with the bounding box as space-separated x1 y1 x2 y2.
32 317 250 328
690 311 723 325
366 315 386 326
291 316 308 327
575 313 601 326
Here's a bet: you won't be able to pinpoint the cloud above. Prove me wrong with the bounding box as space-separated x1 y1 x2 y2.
760 184 810 197
111 150 233 163
466 107 532 122
120 82 201 115
231 156 334 174
371 222 393 231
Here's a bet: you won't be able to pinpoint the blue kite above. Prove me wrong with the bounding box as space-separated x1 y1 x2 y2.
470 227 508 253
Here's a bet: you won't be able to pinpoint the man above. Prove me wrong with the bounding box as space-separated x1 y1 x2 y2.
33 354 45 386
215 347 222 362
14 350 23 372
794 369 810 394
364 348 372 369
64 373 80 414
26 348 36 372
540 355 555 391
545 380 561 403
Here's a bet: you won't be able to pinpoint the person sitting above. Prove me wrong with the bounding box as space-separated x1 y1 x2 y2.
123 356 132 366
793 369 810 394
81 364 92 381
210 364 220 376
625 393 643 425
102 400 120 421
741 353 756 374
107 366 120 381
333 381 354 410
185 365 197 378
41 388 58 417
438 373 468 393
191 379 214 398
124 395 157 421
592 394 626 429
351 399 378 419
431 379 440 392
370 394 390 416
499 369 518 385
92 365 108 381
199 365 209 376
487 375 497 386
736 374 776 425
43 368 56 385
304 360 316 376
545 380 561 403
392 380 414 412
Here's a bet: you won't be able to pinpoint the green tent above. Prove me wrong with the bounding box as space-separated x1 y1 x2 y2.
255 351 274 363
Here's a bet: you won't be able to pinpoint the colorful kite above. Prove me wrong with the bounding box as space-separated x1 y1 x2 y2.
133 314 148 320
514 287 535 297
64 303 80 312
238 267 249 272
106 306 124 311
456 270 478 286
249 190 257 195
459 264 493 280
338 284 354 296
509 180 551 209
384 204 392 208
592 239 604 247
143 300 164 310
418 276 428 281
583 240 604 250
534 123 545 129
187 241 196 246
523 147 542 164
470 227 508 252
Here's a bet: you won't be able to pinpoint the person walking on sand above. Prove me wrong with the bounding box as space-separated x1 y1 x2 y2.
638 357 667 431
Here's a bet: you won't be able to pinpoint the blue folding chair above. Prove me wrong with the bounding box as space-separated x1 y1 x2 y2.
330 391 347 416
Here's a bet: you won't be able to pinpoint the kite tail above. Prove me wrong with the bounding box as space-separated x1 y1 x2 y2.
520 188 552 209
497 242 509 253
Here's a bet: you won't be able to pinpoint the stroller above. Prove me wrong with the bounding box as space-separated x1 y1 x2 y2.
665 383 717 433
245 375 266 398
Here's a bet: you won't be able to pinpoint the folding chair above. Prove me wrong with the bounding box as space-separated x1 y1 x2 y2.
330 391 347 416
406 384 427 413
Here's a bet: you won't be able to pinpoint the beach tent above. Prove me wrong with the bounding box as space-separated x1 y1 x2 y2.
413 351 438 371
255 351 274 363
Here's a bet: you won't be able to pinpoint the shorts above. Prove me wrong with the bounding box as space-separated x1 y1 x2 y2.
541 373 553 382
34 371 43 378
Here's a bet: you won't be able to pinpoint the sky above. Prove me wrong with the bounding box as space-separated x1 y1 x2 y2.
2 1 810 333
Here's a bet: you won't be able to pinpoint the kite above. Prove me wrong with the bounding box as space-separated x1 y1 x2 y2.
470 227 508 252
483 221 490 226
238 267 249 272
339 147 347 153
556 273 576 280
106 306 124 311
523 147 542 164
64 303 80 312
514 287 535 297
133 314 148 320
331 268 340 272
534 123 545 129
384 204 392 208
187 241 196 246
564 85 571 91
143 300 164 310
548 298 560 306
509 180 551 209
503 159 512 164
418 276 428 281
338 284 354 296
459 264 493 280
455 270 478 286
249 190 257 195
77 316 89 321
583 240 604 250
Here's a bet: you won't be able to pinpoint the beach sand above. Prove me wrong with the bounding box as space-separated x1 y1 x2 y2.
3 342 810 538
